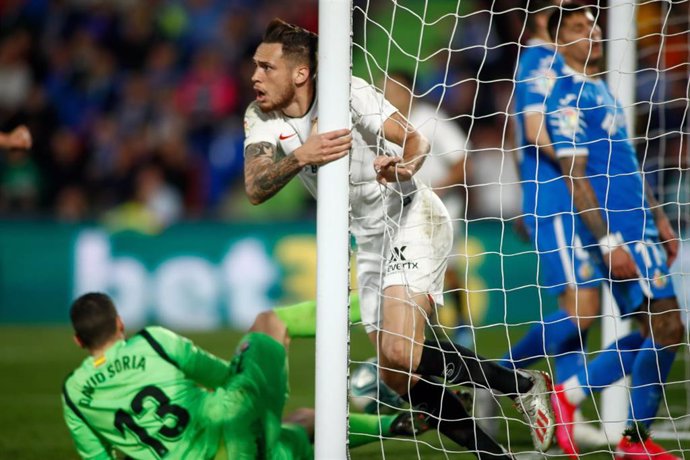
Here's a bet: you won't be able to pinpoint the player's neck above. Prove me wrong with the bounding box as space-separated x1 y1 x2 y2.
565 57 599 78
281 83 315 118
532 31 552 44
89 333 125 358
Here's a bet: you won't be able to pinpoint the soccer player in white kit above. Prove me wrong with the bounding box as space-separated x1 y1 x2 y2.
243 18 555 457
382 70 471 347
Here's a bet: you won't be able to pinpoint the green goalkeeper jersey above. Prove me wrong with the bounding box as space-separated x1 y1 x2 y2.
62 326 234 460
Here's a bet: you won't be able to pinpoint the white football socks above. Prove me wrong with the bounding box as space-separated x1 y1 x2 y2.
561 375 587 406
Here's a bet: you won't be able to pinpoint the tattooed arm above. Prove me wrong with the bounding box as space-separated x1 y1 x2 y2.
645 181 678 266
244 128 352 205
559 154 638 279
244 142 302 205
559 155 608 240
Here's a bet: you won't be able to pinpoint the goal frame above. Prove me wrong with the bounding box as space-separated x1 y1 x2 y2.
315 0 353 458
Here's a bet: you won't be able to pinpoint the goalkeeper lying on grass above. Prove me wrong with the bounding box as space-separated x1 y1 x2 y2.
62 293 424 460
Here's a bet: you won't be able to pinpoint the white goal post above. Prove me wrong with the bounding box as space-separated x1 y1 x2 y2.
315 0 689 457
599 0 635 441
315 0 352 458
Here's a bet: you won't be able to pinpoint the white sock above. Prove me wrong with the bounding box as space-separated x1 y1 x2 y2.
561 375 586 406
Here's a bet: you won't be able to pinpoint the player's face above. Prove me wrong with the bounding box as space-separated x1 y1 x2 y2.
252 43 297 112
558 11 603 67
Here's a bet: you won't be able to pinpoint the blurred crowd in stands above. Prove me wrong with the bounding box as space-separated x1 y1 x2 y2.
0 0 317 230
0 0 686 232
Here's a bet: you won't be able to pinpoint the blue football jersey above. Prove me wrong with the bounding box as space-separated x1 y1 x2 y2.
545 68 656 241
514 40 569 219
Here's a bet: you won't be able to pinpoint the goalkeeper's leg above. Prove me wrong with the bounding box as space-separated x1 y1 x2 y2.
273 294 361 338
282 408 431 449
348 411 430 447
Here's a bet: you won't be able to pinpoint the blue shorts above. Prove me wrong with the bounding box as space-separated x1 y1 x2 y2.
526 213 602 296
585 233 676 315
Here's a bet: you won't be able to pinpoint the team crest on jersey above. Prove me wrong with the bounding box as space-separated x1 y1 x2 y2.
578 261 594 281
653 269 668 289
530 67 557 96
558 93 577 106
600 109 627 135
243 117 253 135
555 106 581 138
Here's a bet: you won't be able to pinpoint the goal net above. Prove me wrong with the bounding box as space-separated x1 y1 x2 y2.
345 0 690 457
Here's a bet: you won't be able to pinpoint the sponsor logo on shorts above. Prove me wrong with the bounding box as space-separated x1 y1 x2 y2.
387 246 419 272
390 246 407 262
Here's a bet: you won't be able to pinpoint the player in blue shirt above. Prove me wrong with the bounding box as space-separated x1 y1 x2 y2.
504 0 602 407
545 4 682 459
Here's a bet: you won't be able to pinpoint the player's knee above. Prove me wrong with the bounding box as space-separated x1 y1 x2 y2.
250 311 288 344
649 298 684 347
283 408 315 440
562 287 600 328
651 310 684 349
380 335 415 372
378 366 410 396
250 310 273 331
575 314 597 330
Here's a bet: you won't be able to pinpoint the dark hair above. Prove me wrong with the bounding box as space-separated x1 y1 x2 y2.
263 18 318 77
547 1 595 43
70 293 119 349
525 0 557 34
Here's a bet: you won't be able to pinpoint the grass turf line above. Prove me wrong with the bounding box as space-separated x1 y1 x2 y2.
0 325 687 459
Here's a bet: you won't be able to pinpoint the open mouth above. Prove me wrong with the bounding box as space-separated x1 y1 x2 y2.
255 89 266 102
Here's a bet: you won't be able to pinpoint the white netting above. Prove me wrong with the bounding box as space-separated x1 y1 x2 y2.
347 1 689 458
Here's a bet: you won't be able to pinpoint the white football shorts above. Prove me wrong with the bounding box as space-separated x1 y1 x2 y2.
355 187 453 333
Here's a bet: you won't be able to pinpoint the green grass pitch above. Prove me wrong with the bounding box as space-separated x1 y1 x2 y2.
0 324 687 459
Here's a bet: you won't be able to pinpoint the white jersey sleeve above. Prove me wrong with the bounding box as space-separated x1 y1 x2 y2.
350 76 398 141
243 102 280 152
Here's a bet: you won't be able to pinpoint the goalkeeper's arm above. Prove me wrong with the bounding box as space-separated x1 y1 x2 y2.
143 326 231 388
62 395 115 460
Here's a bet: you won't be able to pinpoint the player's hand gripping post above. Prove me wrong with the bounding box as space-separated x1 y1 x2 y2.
293 126 351 167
